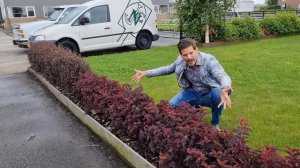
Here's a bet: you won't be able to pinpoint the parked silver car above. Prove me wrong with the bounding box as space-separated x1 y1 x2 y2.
12 5 80 48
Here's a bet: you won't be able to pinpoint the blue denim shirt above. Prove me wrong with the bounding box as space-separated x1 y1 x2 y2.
185 65 211 95
146 52 232 89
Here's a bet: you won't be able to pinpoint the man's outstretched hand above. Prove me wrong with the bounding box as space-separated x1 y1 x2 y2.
218 87 232 110
131 69 146 83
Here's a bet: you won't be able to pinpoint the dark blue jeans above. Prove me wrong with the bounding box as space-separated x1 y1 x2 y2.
169 87 223 125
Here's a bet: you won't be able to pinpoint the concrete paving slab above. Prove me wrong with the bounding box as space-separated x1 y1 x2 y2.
0 30 29 75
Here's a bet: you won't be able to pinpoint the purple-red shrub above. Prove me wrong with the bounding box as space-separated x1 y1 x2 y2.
29 44 300 167
73 72 300 167
73 72 158 138
73 72 300 168
249 147 300 168
28 42 90 94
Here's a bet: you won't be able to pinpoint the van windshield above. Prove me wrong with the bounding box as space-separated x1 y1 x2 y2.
48 8 64 21
57 6 87 24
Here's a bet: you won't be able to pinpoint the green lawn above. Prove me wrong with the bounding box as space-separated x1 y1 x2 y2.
85 35 300 152
157 19 179 31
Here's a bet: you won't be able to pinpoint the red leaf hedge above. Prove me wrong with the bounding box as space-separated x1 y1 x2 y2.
28 42 90 94
28 42 300 167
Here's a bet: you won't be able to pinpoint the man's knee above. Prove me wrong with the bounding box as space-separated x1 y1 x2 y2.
211 88 222 103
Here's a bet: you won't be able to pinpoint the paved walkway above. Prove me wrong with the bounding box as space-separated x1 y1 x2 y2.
0 30 29 75
0 31 128 167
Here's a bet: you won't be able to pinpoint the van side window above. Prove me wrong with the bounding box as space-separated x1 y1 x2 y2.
78 5 110 25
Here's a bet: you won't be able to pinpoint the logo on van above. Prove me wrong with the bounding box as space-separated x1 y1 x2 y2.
125 6 146 26
117 0 152 44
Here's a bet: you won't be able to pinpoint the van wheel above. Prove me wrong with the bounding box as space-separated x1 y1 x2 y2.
59 40 79 54
136 32 152 50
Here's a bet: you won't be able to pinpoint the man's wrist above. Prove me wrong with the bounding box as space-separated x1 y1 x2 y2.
222 86 230 91
222 87 232 95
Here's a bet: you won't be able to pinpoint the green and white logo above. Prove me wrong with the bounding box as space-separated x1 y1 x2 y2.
117 0 152 44
125 4 146 26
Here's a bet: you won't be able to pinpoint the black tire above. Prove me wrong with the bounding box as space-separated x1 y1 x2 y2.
59 40 79 54
135 32 152 50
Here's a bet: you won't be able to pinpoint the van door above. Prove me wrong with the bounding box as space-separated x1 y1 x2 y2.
77 5 112 51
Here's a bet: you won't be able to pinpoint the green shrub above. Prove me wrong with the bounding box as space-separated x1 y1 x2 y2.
210 22 236 42
210 17 259 42
260 12 300 35
223 22 239 41
231 16 261 39
260 16 278 35
259 5 281 11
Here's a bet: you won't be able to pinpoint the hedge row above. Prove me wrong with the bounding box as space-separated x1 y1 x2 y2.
211 16 261 42
261 12 300 35
28 42 89 94
210 12 300 42
28 43 300 167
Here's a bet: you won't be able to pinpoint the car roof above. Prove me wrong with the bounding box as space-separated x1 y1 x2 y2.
54 4 81 8
81 0 107 7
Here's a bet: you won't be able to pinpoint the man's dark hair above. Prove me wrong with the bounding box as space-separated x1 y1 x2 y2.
177 38 197 54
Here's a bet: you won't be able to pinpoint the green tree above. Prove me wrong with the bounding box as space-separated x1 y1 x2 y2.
176 0 236 42
260 0 280 10
267 0 278 5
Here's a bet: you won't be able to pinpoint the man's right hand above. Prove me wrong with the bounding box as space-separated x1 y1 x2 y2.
131 69 146 83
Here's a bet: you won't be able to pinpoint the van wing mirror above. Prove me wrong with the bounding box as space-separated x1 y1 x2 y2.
80 17 90 25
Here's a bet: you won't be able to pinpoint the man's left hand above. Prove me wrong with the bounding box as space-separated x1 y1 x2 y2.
218 87 232 109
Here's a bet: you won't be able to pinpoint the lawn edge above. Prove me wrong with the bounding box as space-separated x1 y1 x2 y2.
28 68 156 168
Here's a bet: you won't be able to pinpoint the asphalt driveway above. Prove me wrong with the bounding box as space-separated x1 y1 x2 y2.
0 29 180 167
0 31 128 168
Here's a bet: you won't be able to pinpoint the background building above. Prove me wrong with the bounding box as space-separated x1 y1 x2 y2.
151 0 175 19
0 0 89 29
234 0 255 12
278 0 300 9
0 0 177 28
0 0 258 28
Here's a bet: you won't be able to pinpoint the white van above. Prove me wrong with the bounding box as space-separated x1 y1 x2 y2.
12 5 80 48
29 0 159 53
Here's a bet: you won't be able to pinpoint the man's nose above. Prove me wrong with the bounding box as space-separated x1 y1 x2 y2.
187 54 193 59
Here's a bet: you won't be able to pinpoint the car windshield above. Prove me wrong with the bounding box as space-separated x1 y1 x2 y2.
48 8 64 21
57 6 87 24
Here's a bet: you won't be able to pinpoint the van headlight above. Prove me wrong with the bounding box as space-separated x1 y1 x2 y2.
34 35 46 41
19 29 25 38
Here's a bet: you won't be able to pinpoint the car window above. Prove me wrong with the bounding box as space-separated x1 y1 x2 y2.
61 7 76 18
58 6 87 24
48 8 64 21
76 5 110 25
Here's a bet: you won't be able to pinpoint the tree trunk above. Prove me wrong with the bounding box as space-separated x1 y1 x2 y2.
205 25 210 43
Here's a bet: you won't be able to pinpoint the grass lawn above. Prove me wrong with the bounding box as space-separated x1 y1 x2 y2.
85 35 300 152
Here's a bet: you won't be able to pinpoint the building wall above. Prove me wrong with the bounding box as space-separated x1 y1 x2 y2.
0 0 6 23
151 0 175 19
234 0 254 12
278 0 300 9
0 7 3 23
4 0 90 18
151 0 170 5
1 0 90 29
1 0 178 28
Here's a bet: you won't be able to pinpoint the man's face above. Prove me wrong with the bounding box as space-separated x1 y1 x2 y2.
180 46 198 66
